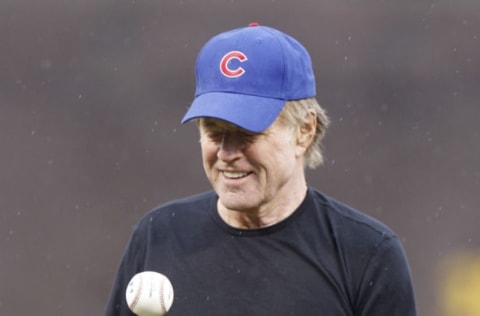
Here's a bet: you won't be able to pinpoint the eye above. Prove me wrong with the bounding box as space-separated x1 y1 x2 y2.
238 132 257 144
207 131 224 142
199 119 262 145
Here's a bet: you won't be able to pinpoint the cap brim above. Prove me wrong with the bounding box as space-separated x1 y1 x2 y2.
181 92 286 133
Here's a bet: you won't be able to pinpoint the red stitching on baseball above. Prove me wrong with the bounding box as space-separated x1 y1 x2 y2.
160 276 166 314
129 274 142 311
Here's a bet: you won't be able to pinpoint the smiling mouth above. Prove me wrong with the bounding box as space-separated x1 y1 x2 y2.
222 171 250 179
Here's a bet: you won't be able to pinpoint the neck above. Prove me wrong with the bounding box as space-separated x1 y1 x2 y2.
217 181 308 229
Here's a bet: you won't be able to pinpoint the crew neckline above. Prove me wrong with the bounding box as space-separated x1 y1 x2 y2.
208 189 312 237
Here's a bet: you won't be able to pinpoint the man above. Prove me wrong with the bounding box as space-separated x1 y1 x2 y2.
106 23 417 315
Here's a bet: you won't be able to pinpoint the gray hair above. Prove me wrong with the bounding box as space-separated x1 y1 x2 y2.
278 98 330 169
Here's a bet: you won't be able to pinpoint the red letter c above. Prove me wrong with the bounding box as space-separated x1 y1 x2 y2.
219 51 248 78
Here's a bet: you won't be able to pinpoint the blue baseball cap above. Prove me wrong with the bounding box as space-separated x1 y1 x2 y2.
181 23 316 133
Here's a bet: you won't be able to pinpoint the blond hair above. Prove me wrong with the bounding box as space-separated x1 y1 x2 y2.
278 98 330 169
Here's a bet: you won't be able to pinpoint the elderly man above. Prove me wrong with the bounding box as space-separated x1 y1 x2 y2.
106 23 417 316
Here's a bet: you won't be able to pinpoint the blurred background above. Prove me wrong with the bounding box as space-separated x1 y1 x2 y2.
1 0 479 315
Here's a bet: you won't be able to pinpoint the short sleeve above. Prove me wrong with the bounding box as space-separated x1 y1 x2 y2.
354 236 417 316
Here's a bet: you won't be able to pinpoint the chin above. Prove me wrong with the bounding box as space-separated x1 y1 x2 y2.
220 200 247 211
219 197 255 212
216 186 261 209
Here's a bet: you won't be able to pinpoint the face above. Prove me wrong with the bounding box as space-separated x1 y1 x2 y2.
198 117 307 215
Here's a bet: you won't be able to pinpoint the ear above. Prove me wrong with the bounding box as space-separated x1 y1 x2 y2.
295 110 317 155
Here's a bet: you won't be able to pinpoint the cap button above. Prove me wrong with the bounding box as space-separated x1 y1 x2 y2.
248 22 260 27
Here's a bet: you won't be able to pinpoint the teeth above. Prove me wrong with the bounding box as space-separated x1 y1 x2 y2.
223 171 248 179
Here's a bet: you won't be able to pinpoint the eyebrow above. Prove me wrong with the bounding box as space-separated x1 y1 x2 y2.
198 118 268 138
200 119 243 132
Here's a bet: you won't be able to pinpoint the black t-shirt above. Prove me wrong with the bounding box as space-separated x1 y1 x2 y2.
106 187 416 315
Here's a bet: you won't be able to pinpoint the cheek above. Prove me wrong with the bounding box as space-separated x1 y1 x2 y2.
200 140 218 167
272 132 297 155
249 141 293 170
270 138 299 167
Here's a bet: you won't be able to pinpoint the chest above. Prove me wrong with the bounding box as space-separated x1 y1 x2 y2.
144 232 354 315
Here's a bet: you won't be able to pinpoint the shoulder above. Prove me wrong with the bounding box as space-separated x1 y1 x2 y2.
307 187 398 243
308 187 396 236
136 191 217 229
154 191 216 213
306 188 413 291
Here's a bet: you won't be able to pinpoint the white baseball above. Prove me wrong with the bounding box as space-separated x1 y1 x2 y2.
125 271 174 316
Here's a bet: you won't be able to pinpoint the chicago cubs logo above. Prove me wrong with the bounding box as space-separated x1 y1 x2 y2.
219 51 248 78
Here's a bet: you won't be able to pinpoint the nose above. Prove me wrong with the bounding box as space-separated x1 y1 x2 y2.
217 132 244 161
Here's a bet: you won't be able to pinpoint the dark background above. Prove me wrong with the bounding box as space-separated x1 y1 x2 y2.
1 1 479 315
